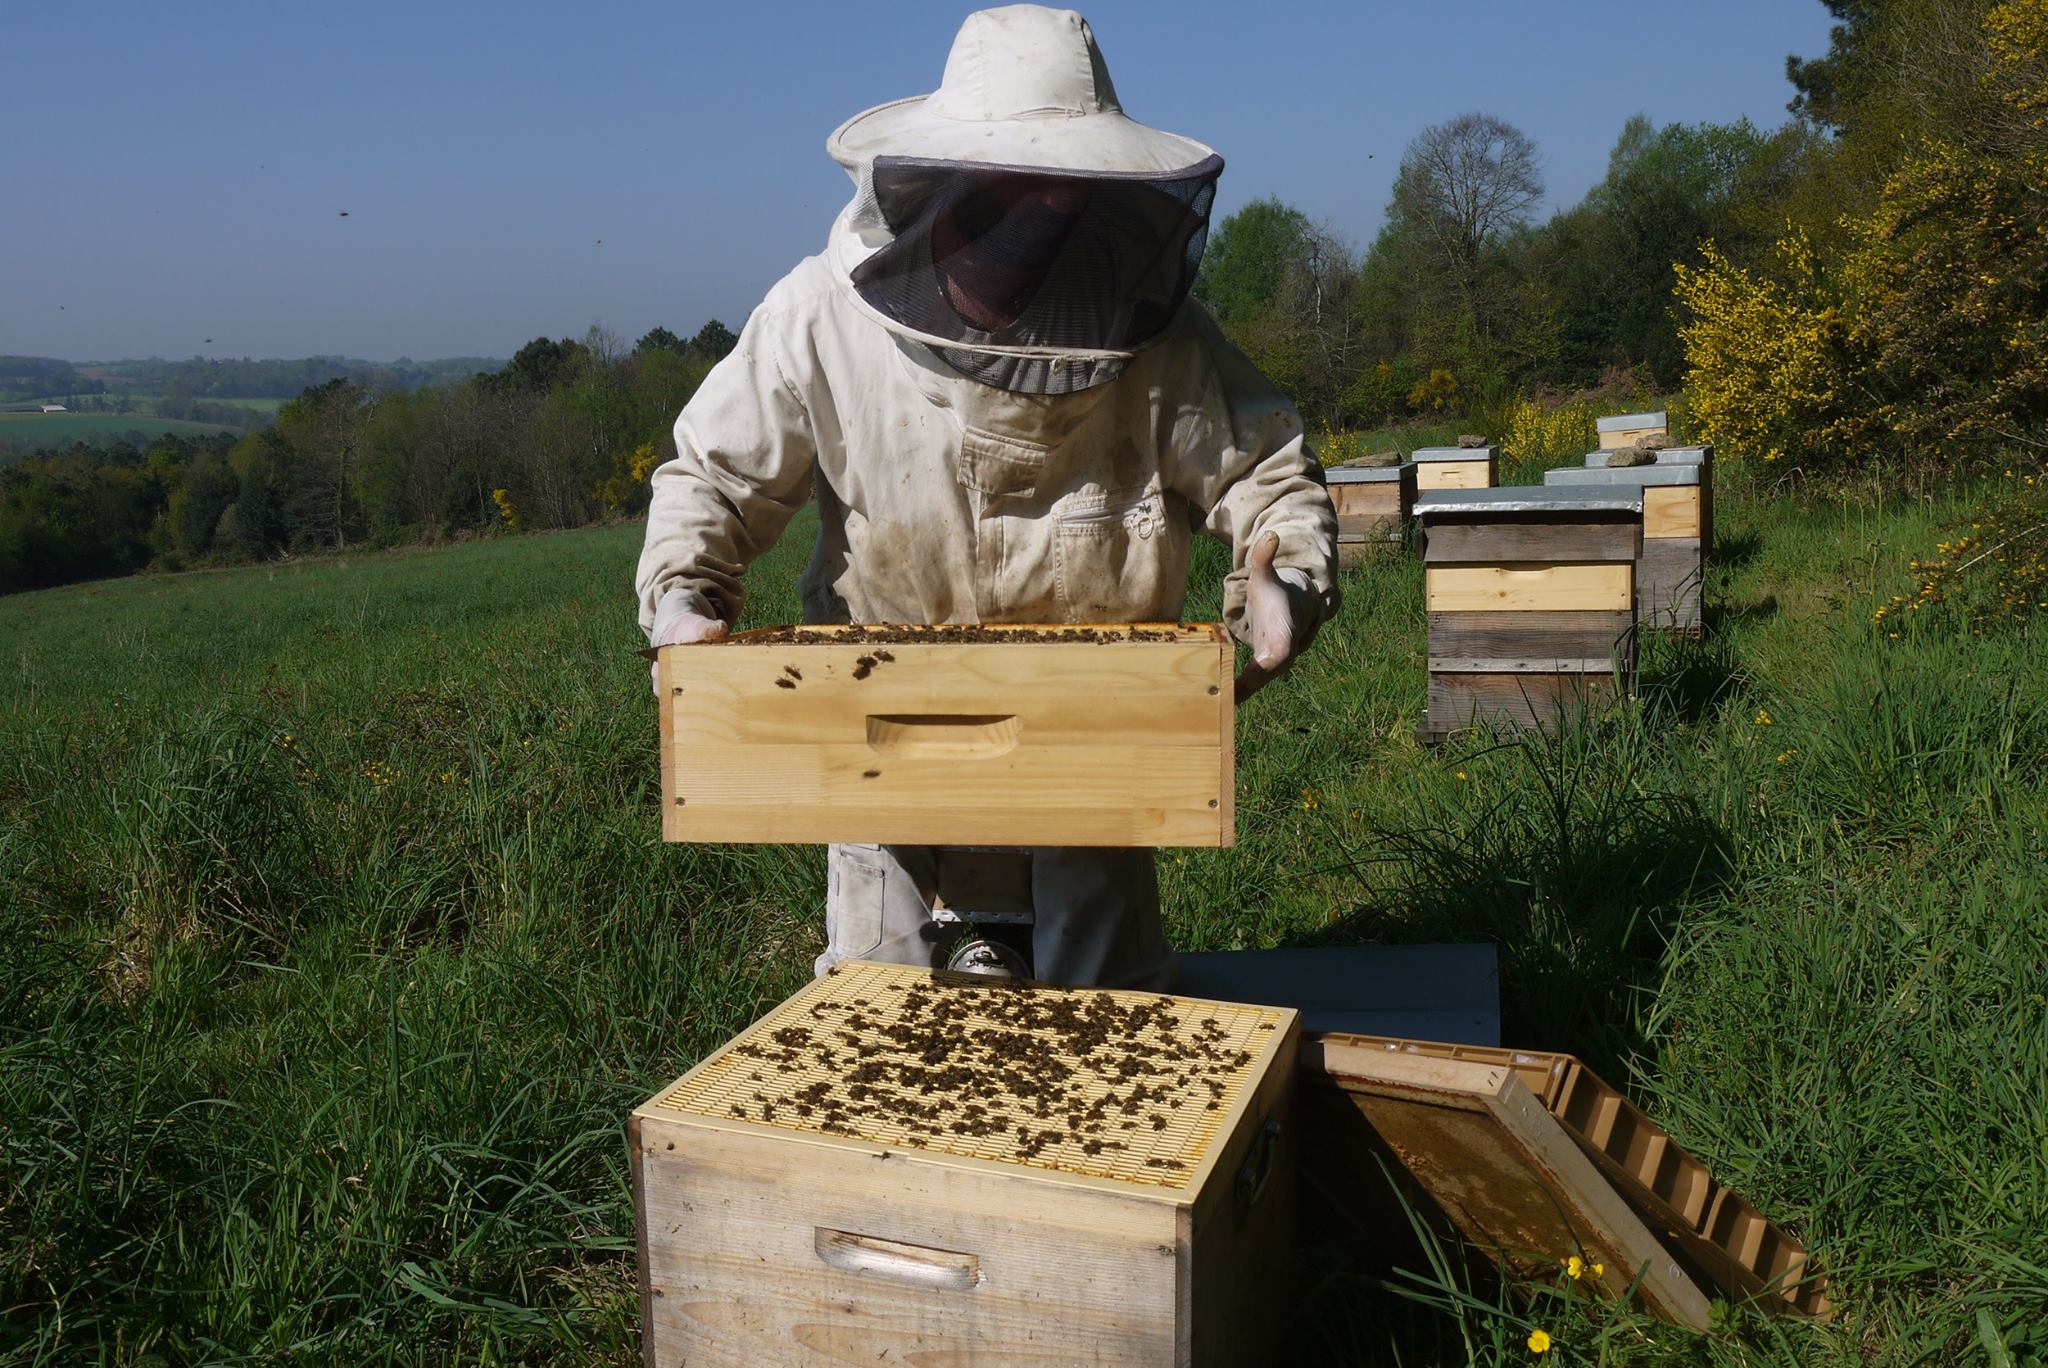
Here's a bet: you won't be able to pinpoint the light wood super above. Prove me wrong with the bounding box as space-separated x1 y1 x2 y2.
1414 459 1493 491
1643 486 1702 539
1425 563 1633 613
660 628 1234 847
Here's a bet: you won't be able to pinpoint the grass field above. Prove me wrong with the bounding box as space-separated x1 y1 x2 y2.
2 474 2044 1364
0 411 238 444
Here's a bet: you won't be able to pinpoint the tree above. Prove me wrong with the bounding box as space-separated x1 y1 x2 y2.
636 326 686 355
688 320 738 362
1391 114 1544 291
1194 199 1314 328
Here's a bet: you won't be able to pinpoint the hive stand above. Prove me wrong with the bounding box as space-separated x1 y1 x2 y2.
1595 409 1668 450
1411 445 1497 491
1414 487 1642 743
631 962 1301 1367
1545 464 1709 634
1325 461 1416 558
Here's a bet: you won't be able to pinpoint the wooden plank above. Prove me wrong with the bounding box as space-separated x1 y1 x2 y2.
1184 1015 1299 1367
1637 538 1702 632
1430 657 1616 674
1299 1037 1713 1330
1426 563 1632 613
1422 519 1639 566
1427 672 1622 737
1331 483 1401 517
1428 610 1637 663
1413 458 1494 491
636 1115 1183 1365
1643 485 1702 539
661 629 1232 848
1306 1035 1832 1319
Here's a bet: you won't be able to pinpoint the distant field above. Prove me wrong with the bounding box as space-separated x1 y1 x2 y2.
119 393 288 413
0 411 237 443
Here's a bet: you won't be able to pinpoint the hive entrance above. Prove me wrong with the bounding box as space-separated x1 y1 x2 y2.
655 962 1286 1189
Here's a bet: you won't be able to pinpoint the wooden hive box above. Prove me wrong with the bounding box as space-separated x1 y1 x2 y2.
1546 464 1708 634
1309 1035 1832 1319
1411 445 1497 491
1595 409 1668 449
1325 460 1416 548
1296 1035 1715 1330
656 623 1233 848
1415 488 1641 742
631 961 1302 1367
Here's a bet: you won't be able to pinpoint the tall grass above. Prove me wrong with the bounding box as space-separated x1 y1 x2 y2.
2 479 2043 1364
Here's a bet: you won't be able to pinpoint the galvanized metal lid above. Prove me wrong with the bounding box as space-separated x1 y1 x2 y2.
1586 445 1711 468
1596 410 1667 432
1326 463 1407 484
1412 445 1498 461
1546 464 1700 488
1416 485 1643 518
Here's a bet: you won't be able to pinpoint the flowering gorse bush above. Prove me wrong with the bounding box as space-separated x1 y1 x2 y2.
1673 232 1864 467
1876 465 2048 633
1500 396 1597 474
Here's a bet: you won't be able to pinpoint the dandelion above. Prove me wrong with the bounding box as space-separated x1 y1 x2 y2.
1527 1328 1552 1354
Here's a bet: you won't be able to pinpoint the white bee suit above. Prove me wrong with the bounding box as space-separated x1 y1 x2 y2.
633 6 1338 988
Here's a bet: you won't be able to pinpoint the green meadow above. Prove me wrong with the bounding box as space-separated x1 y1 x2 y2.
2 476 2044 1364
0 411 238 444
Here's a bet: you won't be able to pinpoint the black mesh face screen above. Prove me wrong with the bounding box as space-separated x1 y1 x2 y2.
852 154 1222 394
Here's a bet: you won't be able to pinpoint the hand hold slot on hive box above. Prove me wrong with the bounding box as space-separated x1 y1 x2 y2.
865 713 1020 759
813 1228 983 1291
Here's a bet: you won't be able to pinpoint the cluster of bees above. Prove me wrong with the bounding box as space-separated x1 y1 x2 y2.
710 972 1271 1179
739 624 1199 647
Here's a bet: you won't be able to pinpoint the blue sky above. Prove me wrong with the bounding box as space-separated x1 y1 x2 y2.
2 1 1838 362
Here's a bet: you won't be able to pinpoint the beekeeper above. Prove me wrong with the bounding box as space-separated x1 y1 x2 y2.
635 4 1337 991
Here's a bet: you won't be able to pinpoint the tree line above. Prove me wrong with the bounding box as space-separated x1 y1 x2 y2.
1193 0 2044 474
0 323 734 595
4 0 2040 596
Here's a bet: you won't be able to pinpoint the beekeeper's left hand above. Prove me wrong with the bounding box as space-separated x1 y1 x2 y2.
1235 532 1322 703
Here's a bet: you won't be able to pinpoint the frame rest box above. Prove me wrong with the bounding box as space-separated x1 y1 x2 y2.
632 962 1301 1367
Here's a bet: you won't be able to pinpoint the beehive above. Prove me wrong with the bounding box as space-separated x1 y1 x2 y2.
1415 487 1641 742
1325 460 1416 549
1411 445 1497 491
1545 464 1708 633
1595 409 1668 449
655 623 1233 848
631 962 1301 1367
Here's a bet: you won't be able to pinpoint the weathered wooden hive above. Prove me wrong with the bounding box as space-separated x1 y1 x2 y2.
1411 444 1498 491
1545 463 1709 633
631 962 1300 1367
1595 410 1668 449
654 623 1234 848
1325 459 1416 551
1415 487 1642 741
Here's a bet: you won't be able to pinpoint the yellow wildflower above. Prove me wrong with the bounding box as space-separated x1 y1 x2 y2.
1527 1328 1552 1354
1753 708 1773 726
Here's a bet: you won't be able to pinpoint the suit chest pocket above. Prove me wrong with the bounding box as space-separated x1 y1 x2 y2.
1053 488 1170 623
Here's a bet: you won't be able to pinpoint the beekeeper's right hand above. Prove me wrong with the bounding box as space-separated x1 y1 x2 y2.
648 589 728 695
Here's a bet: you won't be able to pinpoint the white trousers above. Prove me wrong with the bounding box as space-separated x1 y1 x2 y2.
816 844 1176 991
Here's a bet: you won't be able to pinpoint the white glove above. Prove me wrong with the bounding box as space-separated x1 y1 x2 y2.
1235 532 1321 703
648 589 728 695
